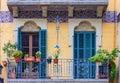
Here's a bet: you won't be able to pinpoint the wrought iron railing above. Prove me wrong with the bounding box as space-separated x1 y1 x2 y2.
7 59 109 79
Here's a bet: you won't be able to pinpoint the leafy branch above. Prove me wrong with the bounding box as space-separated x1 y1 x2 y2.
2 41 17 57
89 48 120 81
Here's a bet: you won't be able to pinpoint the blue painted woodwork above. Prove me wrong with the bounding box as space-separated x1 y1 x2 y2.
38 30 47 78
17 29 47 78
16 28 22 78
74 31 96 79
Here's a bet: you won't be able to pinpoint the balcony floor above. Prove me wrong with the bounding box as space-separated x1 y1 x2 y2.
8 79 108 83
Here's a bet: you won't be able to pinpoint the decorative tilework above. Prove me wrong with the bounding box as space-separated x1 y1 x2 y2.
103 11 117 23
73 10 97 18
0 11 13 23
1 11 119 23
47 11 68 22
18 11 42 18
47 10 97 22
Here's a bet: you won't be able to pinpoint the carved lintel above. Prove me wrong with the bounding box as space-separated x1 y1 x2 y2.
42 6 47 17
21 21 40 32
68 6 74 17
12 6 18 17
74 21 95 31
97 6 104 17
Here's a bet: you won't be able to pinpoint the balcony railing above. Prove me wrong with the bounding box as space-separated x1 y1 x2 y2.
7 59 109 79
7 0 108 5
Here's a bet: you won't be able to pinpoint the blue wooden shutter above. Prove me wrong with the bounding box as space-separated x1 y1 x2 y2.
74 31 96 79
16 28 22 78
38 30 47 78
18 28 21 50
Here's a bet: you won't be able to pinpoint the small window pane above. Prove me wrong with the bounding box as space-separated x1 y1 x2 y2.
32 34 39 47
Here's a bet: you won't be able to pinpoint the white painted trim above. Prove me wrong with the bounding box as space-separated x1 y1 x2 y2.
68 18 102 78
13 18 47 43
68 18 102 59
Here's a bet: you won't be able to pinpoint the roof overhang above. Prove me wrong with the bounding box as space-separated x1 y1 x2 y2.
7 0 108 18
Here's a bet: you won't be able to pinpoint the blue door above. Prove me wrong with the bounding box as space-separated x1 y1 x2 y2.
74 31 96 79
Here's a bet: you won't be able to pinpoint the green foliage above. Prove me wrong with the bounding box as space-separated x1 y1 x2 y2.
89 55 105 63
35 51 41 57
2 41 17 57
106 48 120 61
89 49 107 63
109 61 116 81
89 48 120 81
53 53 59 59
13 50 23 57
24 54 29 57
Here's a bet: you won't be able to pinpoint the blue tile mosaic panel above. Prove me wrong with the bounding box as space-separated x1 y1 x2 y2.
18 11 42 18
73 10 97 18
0 10 119 23
103 11 117 23
47 11 68 22
0 11 13 23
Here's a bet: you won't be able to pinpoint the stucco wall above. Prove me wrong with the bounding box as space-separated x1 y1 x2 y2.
0 0 14 83
47 23 70 59
102 0 118 83
102 24 116 50
0 0 10 82
0 24 14 83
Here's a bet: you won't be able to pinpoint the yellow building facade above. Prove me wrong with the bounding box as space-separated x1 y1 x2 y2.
0 0 120 83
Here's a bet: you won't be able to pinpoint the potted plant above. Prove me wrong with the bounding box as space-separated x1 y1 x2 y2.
2 41 17 65
53 53 59 64
2 61 7 67
13 50 23 62
89 48 120 81
47 56 52 64
35 51 41 62
24 54 34 62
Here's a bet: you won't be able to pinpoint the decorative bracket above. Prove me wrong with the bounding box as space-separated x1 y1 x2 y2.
68 6 74 17
42 6 47 17
97 6 104 17
12 6 18 17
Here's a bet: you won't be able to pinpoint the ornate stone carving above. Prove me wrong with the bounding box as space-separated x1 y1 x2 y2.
21 21 40 32
74 21 95 31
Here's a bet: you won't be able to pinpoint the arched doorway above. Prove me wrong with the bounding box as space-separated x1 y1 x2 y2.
17 21 47 78
74 21 96 79
21 21 40 57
